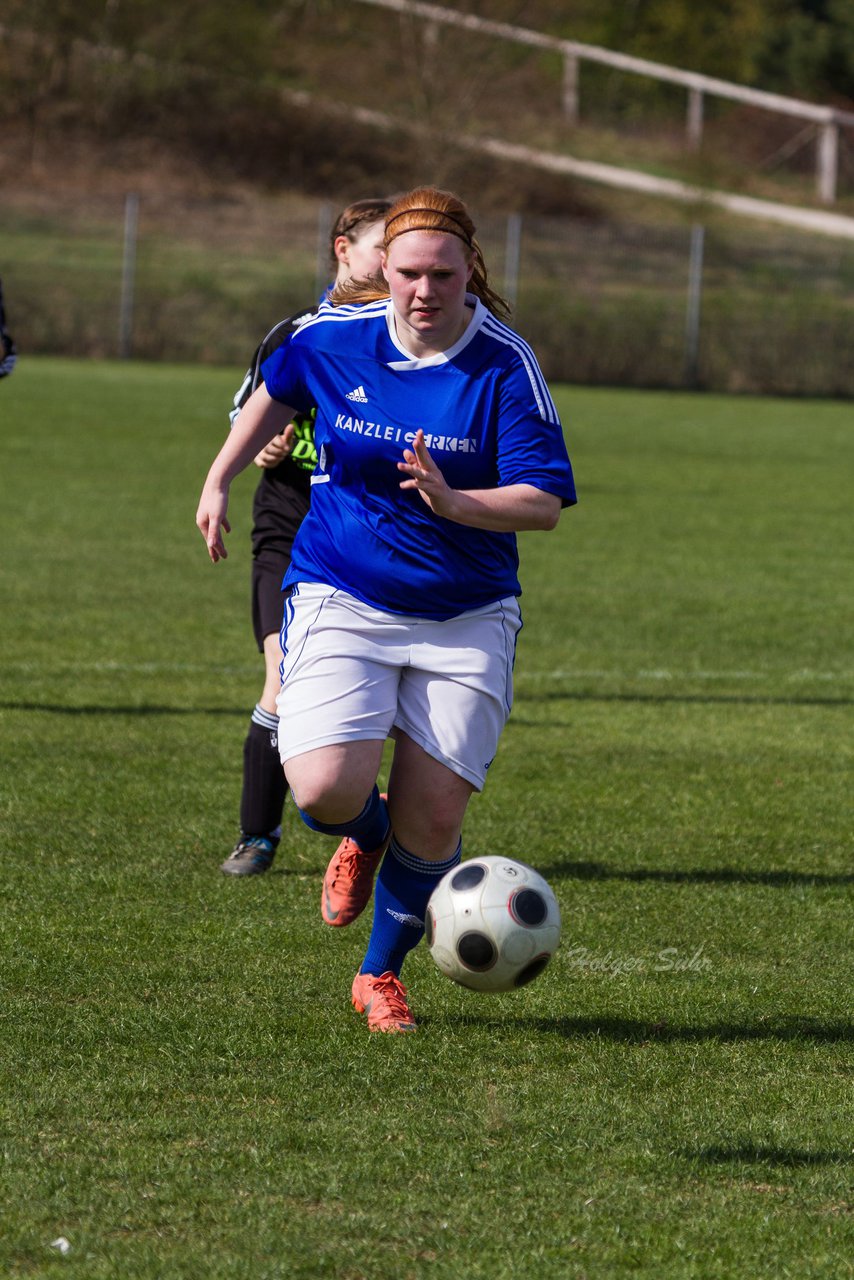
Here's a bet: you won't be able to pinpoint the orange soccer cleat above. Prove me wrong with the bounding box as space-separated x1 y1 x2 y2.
320 794 389 927
351 970 417 1033
321 836 386 926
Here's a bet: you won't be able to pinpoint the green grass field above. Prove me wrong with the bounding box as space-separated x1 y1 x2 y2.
1 359 851 1279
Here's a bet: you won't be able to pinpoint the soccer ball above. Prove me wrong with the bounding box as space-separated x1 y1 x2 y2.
425 856 561 993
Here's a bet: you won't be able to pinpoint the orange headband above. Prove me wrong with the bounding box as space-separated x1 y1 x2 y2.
385 207 473 246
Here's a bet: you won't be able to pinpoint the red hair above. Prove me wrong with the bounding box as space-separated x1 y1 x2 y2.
331 187 510 319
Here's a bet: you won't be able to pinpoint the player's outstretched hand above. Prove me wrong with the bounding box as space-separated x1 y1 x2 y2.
254 421 297 469
398 429 455 518
196 479 232 563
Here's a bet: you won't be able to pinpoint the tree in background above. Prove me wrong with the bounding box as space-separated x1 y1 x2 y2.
479 0 853 100
569 0 769 84
759 0 854 100
2 0 851 184
0 0 283 160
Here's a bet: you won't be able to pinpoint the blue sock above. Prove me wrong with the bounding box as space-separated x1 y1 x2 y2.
360 836 462 978
296 785 389 851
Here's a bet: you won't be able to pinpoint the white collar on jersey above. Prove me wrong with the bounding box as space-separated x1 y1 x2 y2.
385 293 486 370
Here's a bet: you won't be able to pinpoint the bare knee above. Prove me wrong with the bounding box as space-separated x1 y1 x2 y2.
290 779 360 822
285 744 383 823
288 773 354 821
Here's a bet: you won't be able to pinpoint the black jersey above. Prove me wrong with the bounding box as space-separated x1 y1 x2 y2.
230 305 318 559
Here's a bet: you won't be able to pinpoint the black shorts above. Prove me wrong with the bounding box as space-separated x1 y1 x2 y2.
249 473 309 651
251 551 292 652
251 468 310 560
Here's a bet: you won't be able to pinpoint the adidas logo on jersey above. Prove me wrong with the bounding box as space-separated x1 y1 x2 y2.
345 385 369 403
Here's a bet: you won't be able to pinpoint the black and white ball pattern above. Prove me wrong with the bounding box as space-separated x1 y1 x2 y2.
426 857 561 993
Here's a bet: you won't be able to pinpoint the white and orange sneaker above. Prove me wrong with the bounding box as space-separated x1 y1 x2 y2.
351 971 417 1033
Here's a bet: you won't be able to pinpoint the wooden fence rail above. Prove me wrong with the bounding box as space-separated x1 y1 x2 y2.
354 0 854 203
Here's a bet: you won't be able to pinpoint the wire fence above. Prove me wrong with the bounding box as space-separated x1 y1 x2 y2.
2 189 852 396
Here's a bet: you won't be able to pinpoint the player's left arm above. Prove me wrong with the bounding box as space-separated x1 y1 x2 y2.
398 430 561 531
400 356 574 530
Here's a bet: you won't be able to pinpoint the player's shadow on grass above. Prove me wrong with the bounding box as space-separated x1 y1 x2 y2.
513 689 853 709
684 1144 854 1167
443 1013 852 1045
531 1014 853 1044
0 701 246 716
535 860 854 888
6 688 852 716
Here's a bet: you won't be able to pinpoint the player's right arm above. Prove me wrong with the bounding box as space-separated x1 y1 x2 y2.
197 383 297 563
230 316 307 469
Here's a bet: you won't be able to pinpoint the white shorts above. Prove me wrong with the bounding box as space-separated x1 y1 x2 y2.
276 583 522 791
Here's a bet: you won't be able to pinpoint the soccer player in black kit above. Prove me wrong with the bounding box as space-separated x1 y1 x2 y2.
221 199 390 875
0 278 16 378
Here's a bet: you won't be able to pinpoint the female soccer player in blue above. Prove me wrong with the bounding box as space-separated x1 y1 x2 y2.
197 186 576 1032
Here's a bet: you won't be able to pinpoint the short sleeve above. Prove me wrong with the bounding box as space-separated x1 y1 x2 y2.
495 361 577 506
260 333 316 417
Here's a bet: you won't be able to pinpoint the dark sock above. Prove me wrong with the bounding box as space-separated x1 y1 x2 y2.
239 705 286 840
297 785 389 852
360 836 462 977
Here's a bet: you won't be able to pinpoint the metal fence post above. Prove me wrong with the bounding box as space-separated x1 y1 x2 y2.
315 200 334 299
687 87 704 149
562 53 579 124
423 19 439 72
684 223 705 388
817 120 839 203
119 193 139 360
504 213 522 313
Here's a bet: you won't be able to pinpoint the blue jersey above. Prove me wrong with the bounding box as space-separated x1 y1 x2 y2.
262 295 576 620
